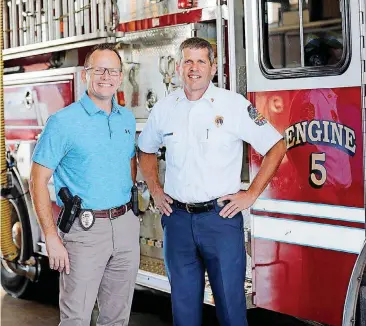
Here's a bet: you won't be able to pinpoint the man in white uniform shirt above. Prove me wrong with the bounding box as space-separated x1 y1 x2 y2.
138 37 286 326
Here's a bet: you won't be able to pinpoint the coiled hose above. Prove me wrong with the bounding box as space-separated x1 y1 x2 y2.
0 1 18 262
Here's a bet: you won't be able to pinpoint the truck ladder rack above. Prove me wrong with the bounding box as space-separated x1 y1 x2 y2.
3 0 122 60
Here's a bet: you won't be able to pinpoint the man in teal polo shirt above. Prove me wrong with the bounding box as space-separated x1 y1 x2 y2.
30 44 139 326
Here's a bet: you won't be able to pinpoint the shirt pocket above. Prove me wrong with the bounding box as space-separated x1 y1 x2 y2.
200 128 233 168
163 131 186 168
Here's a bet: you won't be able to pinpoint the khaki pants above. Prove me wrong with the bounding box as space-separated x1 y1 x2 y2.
59 210 140 326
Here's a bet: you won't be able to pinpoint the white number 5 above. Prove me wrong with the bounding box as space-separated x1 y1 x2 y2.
309 153 326 188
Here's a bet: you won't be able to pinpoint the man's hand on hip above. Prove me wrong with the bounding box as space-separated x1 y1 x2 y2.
45 234 70 274
151 186 173 216
218 190 257 218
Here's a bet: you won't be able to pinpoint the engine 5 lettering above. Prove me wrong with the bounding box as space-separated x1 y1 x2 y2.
285 120 356 156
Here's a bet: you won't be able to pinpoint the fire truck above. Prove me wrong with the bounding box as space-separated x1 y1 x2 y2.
1 0 365 325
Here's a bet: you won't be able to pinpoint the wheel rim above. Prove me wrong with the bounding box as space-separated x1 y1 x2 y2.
1 199 22 275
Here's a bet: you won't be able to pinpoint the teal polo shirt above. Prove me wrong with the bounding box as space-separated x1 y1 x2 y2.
32 92 136 210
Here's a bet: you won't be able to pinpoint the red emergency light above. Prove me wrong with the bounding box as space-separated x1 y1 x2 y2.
178 0 194 9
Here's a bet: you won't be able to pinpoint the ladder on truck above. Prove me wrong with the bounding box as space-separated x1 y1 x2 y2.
2 0 121 60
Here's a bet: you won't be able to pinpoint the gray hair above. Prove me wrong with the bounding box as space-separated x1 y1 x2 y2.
177 37 215 65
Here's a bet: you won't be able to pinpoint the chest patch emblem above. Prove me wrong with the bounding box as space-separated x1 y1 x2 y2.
248 104 267 126
214 115 224 127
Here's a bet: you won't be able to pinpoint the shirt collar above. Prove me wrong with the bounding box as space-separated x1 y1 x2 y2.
80 91 122 115
175 82 217 104
201 82 217 103
111 95 122 114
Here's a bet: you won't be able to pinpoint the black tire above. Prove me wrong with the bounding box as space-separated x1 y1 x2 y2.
1 173 34 299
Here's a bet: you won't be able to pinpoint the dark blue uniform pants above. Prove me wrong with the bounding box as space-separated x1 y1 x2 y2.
162 202 248 326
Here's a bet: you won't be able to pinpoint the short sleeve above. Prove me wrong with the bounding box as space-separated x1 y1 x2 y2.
130 114 137 158
235 99 283 156
32 115 70 170
138 104 163 153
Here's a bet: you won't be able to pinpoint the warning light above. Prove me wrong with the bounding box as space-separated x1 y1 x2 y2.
178 0 194 9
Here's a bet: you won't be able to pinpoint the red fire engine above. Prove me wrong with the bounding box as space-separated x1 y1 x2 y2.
1 0 365 325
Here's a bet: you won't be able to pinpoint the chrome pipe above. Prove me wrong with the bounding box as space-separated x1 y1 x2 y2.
227 0 237 92
299 0 305 67
43 0 48 41
105 0 110 32
36 0 41 42
82 0 90 34
47 0 54 40
54 0 60 38
83 0 90 34
3 1 9 49
62 0 68 37
68 0 74 36
215 4 225 88
29 0 35 44
11 0 18 47
24 0 30 44
91 0 97 33
75 0 82 35
98 0 104 33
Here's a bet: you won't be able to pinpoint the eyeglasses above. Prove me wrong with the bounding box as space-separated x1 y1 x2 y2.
85 67 121 76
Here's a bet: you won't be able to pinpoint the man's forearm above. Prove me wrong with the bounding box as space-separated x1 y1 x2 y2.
30 181 57 237
247 139 287 199
138 150 161 195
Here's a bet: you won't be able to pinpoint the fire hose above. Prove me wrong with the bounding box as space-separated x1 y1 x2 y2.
0 1 18 262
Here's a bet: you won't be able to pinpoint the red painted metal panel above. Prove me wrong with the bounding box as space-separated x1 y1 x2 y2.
248 87 363 208
253 238 357 325
5 81 74 140
248 87 364 325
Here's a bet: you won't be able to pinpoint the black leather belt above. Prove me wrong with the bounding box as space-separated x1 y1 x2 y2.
173 199 216 214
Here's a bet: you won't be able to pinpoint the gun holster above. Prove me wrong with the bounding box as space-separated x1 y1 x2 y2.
57 187 82 233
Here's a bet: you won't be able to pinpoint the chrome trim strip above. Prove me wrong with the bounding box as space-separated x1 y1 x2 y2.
253 198 365 223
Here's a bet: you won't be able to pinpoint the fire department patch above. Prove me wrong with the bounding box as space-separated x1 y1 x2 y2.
248 104 267 126
215 115 224 127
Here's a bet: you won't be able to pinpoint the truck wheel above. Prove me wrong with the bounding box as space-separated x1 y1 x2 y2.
1 175 34 299
1 261 33 298
355 270 366 326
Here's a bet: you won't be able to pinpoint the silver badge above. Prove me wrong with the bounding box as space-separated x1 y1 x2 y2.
79 210 95 230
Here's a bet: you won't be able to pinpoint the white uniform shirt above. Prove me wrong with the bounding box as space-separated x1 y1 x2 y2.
138 82 282 203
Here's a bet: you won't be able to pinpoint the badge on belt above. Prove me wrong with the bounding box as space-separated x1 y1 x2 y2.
79 210 95 230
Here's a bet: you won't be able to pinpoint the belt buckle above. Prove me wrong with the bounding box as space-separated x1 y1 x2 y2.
109 205 127 220
186 204 192 213
109 207 119 220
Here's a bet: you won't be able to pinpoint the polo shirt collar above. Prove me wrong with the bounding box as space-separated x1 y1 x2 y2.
111 95 122 114
175 82 217 103
80 91 122 115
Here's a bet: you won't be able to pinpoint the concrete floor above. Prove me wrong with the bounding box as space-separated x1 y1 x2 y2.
1 288 60 326
0 287 172 326
1 286 313 326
